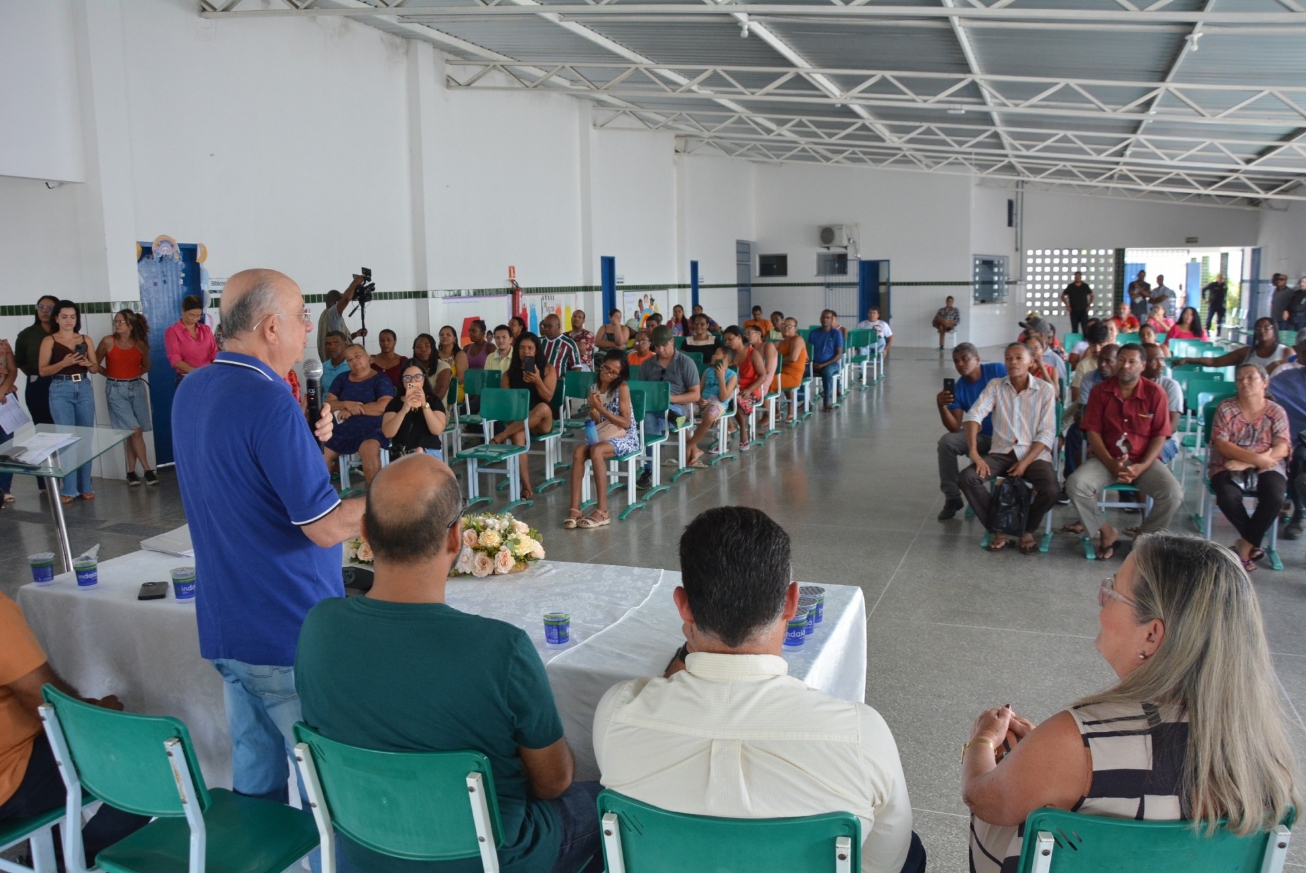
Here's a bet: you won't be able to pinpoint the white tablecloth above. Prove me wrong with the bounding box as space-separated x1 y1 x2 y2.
548 573 867 781
17 552 664 788
18 554 866 790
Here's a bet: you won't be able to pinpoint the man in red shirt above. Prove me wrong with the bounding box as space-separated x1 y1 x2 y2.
1065 343 1184 559
1111 302 1140 333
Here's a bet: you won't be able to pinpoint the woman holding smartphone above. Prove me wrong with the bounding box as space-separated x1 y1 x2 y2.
39 300 100 503
564 350 637 529
382 361 448 460
490 332 557 499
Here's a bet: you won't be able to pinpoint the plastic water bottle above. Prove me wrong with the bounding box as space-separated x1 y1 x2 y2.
584 419 600 446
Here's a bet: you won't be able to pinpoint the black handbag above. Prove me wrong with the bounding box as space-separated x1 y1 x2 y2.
988 476 1036 537
1233 467 1259 495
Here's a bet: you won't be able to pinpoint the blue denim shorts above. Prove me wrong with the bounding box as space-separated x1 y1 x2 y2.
106 379 152 432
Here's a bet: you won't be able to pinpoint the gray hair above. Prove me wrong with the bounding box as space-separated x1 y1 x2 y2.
1077 534 1300 836
221 279 282 339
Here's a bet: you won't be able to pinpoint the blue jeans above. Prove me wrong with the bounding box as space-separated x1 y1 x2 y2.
0 422 12 494
48 378 96 496
1159 437 1178 465
814 363 836 404
643 403 683 471
548 781 604 873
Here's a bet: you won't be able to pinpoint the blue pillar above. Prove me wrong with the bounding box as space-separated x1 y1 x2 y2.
858 260 880 318
601 256 616 320
690 260 700 311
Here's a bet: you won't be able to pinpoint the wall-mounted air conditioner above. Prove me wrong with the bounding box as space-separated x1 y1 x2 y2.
819 225 848 247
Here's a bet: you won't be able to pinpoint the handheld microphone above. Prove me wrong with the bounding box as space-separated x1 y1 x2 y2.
303 359 324 441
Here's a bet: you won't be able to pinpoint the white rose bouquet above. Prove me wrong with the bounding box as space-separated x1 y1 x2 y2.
452 512 546 576
344 538 373 565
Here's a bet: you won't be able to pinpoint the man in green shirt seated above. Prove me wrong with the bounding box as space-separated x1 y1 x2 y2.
295 454 601 873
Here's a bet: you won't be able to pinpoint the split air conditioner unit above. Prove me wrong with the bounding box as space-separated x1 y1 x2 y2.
819 225 848 247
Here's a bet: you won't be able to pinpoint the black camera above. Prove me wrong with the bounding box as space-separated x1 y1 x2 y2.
355 267 376 305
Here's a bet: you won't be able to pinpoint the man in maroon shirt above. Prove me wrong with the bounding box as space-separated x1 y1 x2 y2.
1065 343 1184 559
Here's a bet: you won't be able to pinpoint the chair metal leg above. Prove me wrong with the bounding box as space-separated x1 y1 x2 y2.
503 455 533 512
644 441 670 499
618 456 647 521
669 427 695 482
580 458 597 512
465 460 491 510
705 413 736 466
293 744 337 873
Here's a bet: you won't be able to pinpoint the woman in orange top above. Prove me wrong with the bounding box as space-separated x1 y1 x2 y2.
776 317 808 421
98 309 157 485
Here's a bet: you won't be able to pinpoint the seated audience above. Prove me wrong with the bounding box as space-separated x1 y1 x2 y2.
964 534 1299 872
595 309 630 351
937 343 1006 521
745 323 780 430
682 314 720 358
692 304 721 333
1172 318 1292 374
370 328 408 388
684 347 738 467
1208 363 1291 571
1066 317 1113 368
569 310 596 370
381 362 448 461
1066 344 1183 559
1137 322 1159 348
1167 306 1206 341
566 350 639 529
322 329 351 394
539 315 581 425
484 324 514 376
508 316 527 340
490 332 557 499
777 318 808 420
1023 334 1058 391
1 592 148 862
324 343 395 485
1142 343 1183 464
808 309 845 411
296 455 601 873
594 506 923 873
1146 303 1175 336
1062 344 1118 487
1026 326 1067 387
958 344 1059 553
768 311 785 341
636 327 701 489
667 304 689 338
627 331 653 367
724 326 766 449
1070 322 1111 404
857 306 894 357
743 306 771 338
1111 302 1140 333
931 297 960 350
462 319 492 371
1269 333 1306 539
434 325 469 406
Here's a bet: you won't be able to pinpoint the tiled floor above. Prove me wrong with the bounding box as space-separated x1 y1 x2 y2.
3 347 1305 870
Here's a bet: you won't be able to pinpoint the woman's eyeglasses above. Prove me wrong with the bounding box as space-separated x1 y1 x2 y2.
1098 576 1136 609
402 374 425 384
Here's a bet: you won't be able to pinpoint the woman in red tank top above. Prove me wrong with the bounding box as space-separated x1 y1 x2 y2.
723 326 766 450
97 309 157 485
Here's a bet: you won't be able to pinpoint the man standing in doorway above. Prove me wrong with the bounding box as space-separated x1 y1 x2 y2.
173 270 364 821
1203 273 1229 334
1270 274 1293 330
1128 270 1152 322
1150 274 1177 318
1061 271 1094 334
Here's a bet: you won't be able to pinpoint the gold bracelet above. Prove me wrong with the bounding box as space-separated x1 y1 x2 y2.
961 738 995 763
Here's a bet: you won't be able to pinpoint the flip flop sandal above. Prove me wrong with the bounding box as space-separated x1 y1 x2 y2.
987 537 1009 552
689 458 709 469
1061 522 1085 534
1019 538 1039 555
1249 547 1266 561
1096 541 1118 561
578 513 610 529
1242 558 1259 572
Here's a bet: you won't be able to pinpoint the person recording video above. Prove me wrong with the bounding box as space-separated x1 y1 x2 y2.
316 273 370 360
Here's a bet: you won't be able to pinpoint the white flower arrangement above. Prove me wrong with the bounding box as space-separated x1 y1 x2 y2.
453 512 545 576
346 512 544 576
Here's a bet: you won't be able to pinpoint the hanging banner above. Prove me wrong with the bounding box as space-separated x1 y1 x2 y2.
431 296 513 346
524 293 579 334
622 289 672 330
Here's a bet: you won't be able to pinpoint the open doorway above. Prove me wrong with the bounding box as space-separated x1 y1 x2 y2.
1124 247 1246 333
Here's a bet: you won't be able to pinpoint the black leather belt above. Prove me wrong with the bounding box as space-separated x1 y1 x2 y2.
51 374 86 382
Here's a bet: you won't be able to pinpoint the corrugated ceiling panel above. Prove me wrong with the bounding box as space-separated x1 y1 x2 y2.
971 29 1184 80
422 19 634 63
763 22 972 74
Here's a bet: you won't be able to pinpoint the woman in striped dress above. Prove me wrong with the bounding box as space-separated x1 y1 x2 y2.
962 534 1299 873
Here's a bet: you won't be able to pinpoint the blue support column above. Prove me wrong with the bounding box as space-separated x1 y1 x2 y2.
690 260 700 310
601 256 616 320
858 260 880 318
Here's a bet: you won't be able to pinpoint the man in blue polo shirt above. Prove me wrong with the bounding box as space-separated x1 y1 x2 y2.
808 309 844 411
936 343 1005 520
173 269 364 813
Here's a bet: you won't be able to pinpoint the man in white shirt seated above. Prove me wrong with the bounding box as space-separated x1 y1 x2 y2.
856 306 894 358
592 507 924 873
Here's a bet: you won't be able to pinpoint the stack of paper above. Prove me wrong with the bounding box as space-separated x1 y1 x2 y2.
11 432 79 465
141 525 195 558
0 395 29 434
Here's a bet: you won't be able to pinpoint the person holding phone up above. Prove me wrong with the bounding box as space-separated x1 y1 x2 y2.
39 300 100 504
381 361 448 461
489 332 557 499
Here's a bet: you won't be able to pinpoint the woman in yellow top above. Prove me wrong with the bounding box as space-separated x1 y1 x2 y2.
434 325 469 405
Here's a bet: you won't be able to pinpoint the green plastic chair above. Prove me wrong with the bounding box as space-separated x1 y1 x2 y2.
1282 329 1298 346
561 370 597 432
628 380 671 500
577 387 648 518
597 790 860 873
1062 332 1083 352
845 329 877 388
672 336 685 350
454 388 532 511
292 724 506 873
39 686 318 873
0 805 64 873
1118 332 1140 345
1015 807 1291 873
682 351 704 373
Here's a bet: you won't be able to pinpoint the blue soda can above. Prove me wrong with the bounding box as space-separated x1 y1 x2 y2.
544 613 571 646
783 608 809 649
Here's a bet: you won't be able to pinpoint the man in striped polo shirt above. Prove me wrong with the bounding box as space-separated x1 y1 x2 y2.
539 314 580 417
957 342 1059 554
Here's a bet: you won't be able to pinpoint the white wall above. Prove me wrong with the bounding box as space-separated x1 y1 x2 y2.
1258 202 1306 286
591 129 677 286
679 154 754 320
0 1 84 182
1022 190 1261 251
